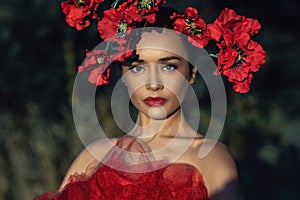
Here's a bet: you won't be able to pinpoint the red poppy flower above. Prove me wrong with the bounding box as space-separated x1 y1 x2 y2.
78 49 109 70
124 0 166 23
209 8 265 93
78 49 111 86
171 7 209 48
231 73 253 93
112 46 134 63
209 8 261 44
97 4 135 45
61 0 104 30
216 33 266 93
88 67 110 86
135 0 166 13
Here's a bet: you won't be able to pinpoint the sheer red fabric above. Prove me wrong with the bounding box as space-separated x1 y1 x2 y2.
34 136 208 200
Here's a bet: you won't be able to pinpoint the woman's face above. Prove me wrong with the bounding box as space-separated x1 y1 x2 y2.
122 30 195 120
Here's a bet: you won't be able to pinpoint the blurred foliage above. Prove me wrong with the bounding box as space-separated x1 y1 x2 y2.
0 0 299 199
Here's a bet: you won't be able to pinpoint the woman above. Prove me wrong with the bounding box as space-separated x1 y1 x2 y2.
36 29 239 200
35 1 265 199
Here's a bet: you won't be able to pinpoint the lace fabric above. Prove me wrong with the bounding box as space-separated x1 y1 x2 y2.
34 136 208 200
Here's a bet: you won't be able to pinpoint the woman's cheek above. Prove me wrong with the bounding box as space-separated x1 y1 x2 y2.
162 77 189 102
125 79 143 95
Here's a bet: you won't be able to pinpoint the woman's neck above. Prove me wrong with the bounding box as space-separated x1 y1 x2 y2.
127 108 199 157
129 109 189 141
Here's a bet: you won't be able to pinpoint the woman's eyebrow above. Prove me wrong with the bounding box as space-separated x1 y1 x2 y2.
131 56 181 64
158 56 181 62
132 59 145 64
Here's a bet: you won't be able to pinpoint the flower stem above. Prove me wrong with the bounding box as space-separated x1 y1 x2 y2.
209 53 219 59
111 0 119 8
105 42 111 52
106 0 119 53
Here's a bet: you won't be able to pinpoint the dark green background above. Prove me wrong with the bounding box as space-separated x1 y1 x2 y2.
0 0 299 199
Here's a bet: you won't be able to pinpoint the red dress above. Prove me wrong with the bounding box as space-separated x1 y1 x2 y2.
34 136 208 200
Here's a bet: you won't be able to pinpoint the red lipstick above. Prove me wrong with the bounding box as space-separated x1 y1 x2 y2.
143 97 166 106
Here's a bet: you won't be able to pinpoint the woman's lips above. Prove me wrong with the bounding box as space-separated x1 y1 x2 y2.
143 97 167 106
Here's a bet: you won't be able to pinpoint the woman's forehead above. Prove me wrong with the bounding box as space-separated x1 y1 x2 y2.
133 48 183 63
136 29 188 58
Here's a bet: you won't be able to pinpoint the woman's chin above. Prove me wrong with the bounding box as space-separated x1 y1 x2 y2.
147 106 168 120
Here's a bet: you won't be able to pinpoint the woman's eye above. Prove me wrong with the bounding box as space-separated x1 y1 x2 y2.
162 65 176 72
130 65 145 73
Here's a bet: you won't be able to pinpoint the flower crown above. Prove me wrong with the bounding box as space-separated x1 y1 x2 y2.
61 0 266 93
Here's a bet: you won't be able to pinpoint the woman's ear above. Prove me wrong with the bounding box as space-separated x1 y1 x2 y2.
189 67 197 84
122 76 127 86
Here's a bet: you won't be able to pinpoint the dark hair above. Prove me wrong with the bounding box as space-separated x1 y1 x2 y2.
139 6 177 29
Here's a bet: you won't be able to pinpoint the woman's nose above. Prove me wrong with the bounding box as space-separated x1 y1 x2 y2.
145 82 164 91
145 66 164 91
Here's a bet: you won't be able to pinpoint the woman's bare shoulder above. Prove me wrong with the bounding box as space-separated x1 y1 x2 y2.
197 138 239 197
58 138 118 191
203 140 237 176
